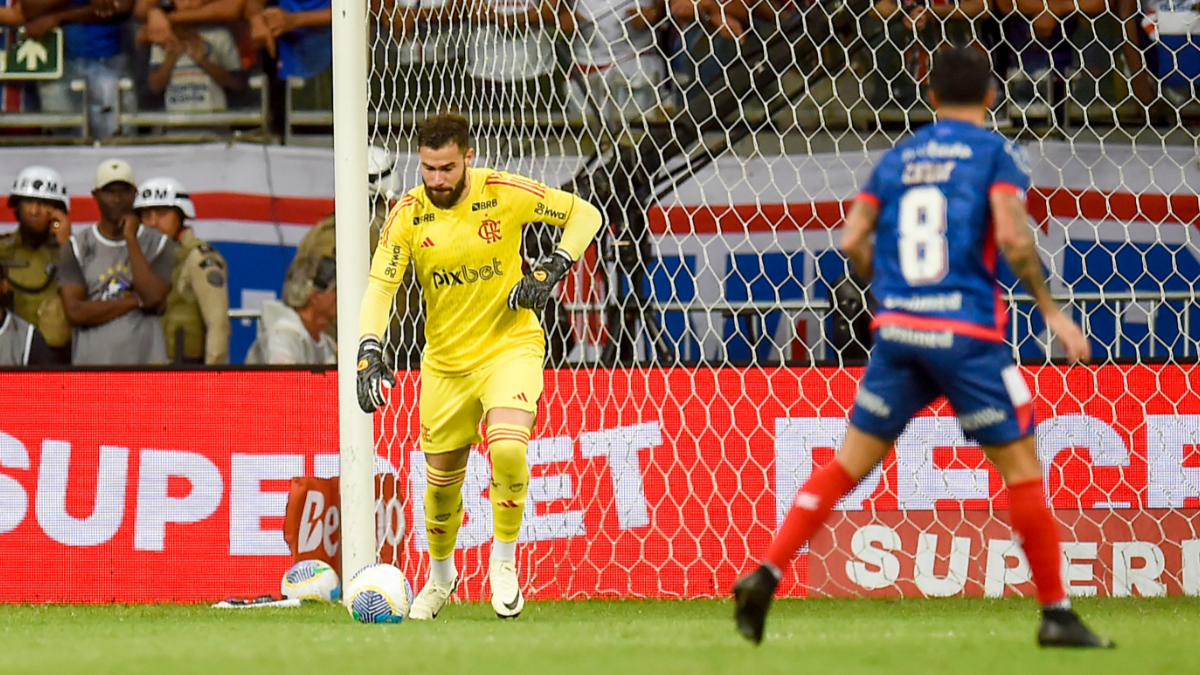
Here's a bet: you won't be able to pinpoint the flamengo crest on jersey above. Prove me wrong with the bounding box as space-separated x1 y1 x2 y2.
859 119 1032 340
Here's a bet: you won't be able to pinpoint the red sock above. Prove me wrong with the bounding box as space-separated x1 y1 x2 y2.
764 461 858 572
1008 479 1068 606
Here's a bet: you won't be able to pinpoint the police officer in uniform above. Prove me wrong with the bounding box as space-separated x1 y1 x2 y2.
292 145 399 266
0 260 55 366
0 165 73 365
286 146 422 365
134 177 231 365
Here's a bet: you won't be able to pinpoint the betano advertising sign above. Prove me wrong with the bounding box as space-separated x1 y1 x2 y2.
0 367 1197 602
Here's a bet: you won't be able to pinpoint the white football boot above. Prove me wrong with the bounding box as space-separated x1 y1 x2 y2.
489 557 524 619
408 576 458 620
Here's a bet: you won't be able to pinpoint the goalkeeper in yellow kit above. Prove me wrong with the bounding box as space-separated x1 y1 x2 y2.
355 113 604 620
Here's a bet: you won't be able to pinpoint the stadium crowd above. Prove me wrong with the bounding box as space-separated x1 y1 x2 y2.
0 0 1193 139
0 156 351 366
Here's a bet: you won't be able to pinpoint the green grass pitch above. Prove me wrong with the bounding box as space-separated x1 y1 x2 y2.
3 597 1197 675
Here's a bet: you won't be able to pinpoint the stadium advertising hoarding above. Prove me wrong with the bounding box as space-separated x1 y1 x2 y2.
0 366 1197 602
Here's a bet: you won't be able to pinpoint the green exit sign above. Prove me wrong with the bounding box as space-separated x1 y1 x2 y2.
0 28 63 80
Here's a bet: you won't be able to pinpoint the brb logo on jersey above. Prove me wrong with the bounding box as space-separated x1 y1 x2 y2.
431 257 504 289
478 220 502 244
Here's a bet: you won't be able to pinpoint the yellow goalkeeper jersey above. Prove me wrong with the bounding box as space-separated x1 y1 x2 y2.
362 167 591 377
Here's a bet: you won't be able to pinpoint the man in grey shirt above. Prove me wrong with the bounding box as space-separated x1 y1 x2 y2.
58 159 176 365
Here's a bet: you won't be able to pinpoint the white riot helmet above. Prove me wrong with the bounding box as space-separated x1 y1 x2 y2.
134 176 196 219
9 165 70 213
367 146 400 202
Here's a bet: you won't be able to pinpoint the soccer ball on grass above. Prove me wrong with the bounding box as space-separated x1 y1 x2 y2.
345 563 414 624
281 560 341 602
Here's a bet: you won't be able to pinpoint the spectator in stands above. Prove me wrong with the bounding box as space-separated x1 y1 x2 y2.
0 165 73 364
669 0 761 39
58 159 177 365
283 146 384 341
245 254 337 365
21 0 138 139
0 262 56 366
145 22 247 113
245 0 331 93
867 0 991 108
135 177 231 364
668 0 786 111
466 0 562 111
0 1 39 116
560 0 669 142
136 0 246 41
135 0 256 123
374 0 465 115
989 0 1144 118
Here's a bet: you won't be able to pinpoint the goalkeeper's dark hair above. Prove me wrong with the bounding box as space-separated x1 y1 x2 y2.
417 112 472 153
929 47 993 106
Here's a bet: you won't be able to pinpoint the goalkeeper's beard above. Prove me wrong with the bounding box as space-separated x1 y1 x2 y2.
424 175 468 210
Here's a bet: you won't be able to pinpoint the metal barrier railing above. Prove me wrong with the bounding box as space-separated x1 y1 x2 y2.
0 78 89 142
560 288 1200 363
116 75 271 139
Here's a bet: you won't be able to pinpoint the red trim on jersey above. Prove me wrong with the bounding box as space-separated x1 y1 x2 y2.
871 312 1007 343
486 173 547 190
981 218 1007 334
487 175 547 195
989 182 1024 198
485 173 544 188
379 205 409 246
854 192 880 209
486 179 546 198
488 173 544 188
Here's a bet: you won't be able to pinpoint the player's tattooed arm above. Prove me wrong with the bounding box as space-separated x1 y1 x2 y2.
839 200 878 280
991 191 1052 312
992 190 1091 363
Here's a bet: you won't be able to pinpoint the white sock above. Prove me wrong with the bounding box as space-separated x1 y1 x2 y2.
1044 597 1072 611
492 539 517 561
430 556 457 584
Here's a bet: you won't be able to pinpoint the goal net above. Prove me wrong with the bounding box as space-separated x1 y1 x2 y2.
360 0 1200 600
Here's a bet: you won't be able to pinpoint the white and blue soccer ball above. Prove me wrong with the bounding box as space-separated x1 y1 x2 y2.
346 563 414 624
281 560 341 603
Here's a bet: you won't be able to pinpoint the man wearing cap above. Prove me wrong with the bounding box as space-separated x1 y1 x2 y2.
135 176 231 365
245 254 337 365
0 165 74 364
58 159 177 365
0 260 56 366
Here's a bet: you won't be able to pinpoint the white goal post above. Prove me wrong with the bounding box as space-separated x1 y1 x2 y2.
332 0 377 594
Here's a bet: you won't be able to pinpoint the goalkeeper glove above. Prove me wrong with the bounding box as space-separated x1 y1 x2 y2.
507 249 574 311
356 336 395 413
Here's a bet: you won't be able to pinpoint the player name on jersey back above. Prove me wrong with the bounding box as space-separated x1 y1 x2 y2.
863 120 1032 340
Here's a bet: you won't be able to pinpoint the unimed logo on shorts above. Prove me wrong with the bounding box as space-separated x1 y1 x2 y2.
431 257 504 289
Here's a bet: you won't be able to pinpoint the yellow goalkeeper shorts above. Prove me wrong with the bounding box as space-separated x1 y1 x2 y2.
418 345 544 454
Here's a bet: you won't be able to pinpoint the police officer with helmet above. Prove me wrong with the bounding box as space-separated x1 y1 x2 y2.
134 177 231 365
0 165 73 364
285 146 421 361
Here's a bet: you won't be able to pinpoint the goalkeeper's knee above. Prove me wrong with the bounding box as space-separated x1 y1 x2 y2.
424 465 466 561
487 423 531 543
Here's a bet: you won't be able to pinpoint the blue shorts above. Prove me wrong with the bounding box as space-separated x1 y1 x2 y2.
848 327 1035 446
